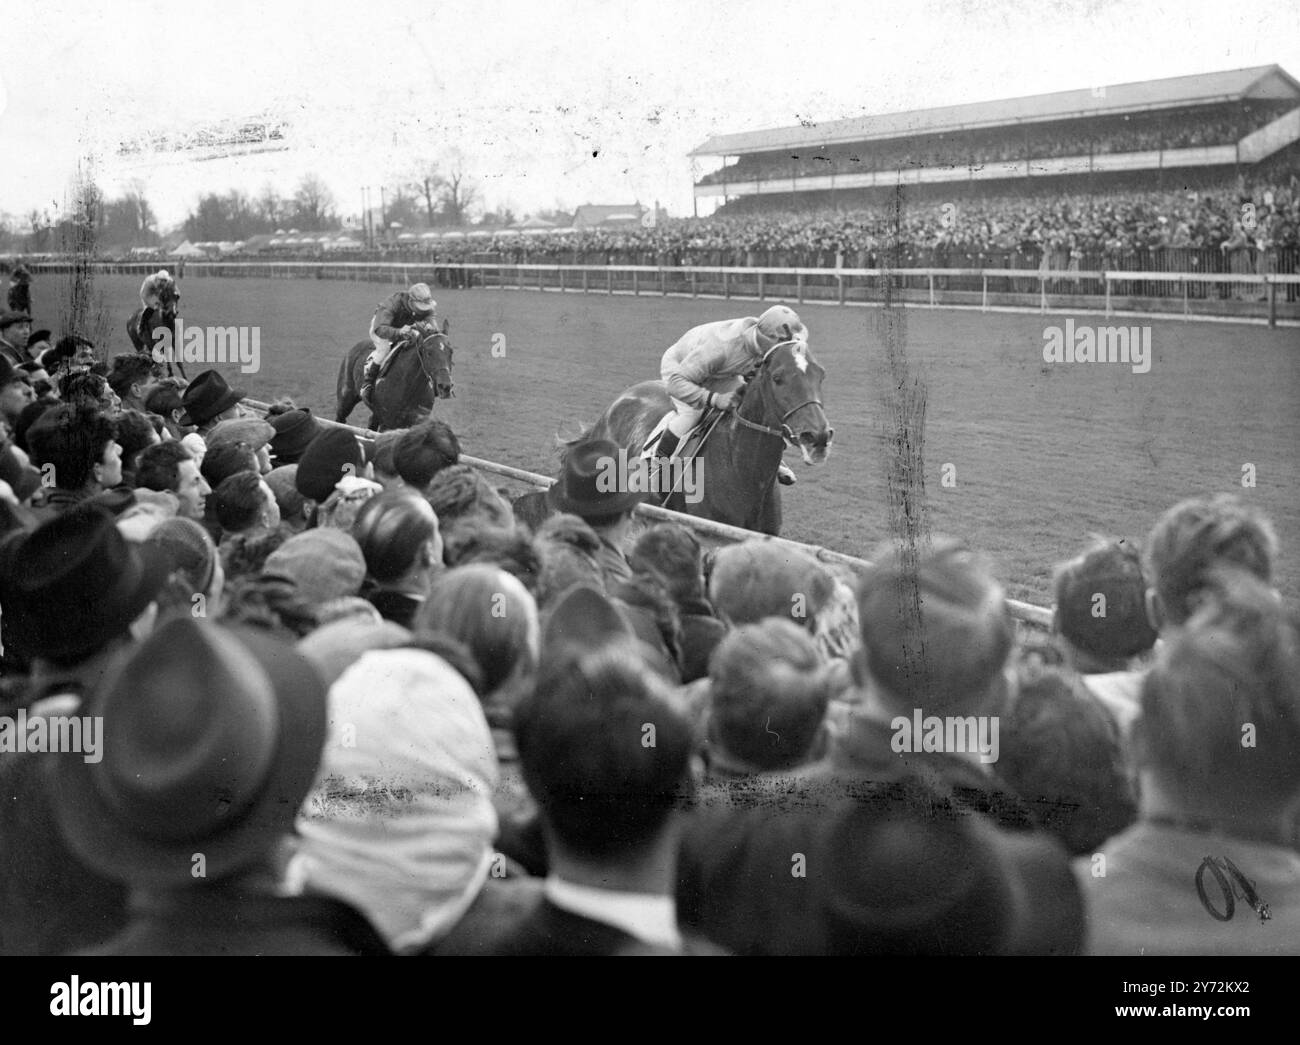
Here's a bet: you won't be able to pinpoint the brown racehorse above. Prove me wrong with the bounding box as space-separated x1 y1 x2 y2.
336 319 455 431
561 339 833 534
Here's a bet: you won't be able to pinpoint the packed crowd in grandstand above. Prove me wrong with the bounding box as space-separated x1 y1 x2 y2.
377 168 1300 269
0 290 1296 954
695 100 1297 184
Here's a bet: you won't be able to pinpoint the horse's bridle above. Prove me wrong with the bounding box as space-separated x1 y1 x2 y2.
411 330 454 397
731 339 826 446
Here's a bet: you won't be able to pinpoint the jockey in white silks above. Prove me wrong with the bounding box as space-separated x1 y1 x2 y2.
658 304 807 484
360 283 438 406
139 269 175 311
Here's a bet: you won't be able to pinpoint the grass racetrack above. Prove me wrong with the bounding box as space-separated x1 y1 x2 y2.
52 272 1300 606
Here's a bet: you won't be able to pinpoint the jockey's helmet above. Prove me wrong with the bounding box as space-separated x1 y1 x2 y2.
408 283 437 313
756 305 807 346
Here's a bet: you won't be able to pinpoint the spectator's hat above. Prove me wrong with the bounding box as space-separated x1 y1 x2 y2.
0 503 169 662
29 329 52 346
264 464 307 520
54 618 328 887
295 427 369 502
547 438 643 518
263 528 367 605
809 791 1062 955
268 408 322 462
756 305 807 345
408 283 437 313
541 583 634 657
206 416 275 452
179 369 244 427
0 310 32 329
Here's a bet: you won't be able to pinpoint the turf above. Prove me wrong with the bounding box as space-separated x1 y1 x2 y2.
47 272 1300 606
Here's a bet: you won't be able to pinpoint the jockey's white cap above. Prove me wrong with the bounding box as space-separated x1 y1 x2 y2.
756 305 807 344
408 283 437 312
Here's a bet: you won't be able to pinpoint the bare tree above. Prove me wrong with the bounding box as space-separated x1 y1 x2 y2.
292 174 337 230
439 167 480 227
412 163 444 227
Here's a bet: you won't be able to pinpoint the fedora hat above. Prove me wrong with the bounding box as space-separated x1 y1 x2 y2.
179 369 244 427
547 438 643 518
268 408 323 463
0 310 32 330
0 503 169 662
408 283 436 312
54 618 329 887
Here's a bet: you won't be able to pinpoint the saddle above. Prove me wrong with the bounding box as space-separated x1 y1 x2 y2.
377 332 422 382
641 407 722 463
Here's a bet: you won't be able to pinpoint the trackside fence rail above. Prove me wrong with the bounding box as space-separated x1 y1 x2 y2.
242 398 1055 630
33 259 1300 325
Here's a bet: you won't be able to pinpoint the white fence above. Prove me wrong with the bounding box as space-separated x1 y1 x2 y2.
38 258 1300 325
242 399 1055 630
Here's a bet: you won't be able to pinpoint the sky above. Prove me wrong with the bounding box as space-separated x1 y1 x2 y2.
3 0 1299 230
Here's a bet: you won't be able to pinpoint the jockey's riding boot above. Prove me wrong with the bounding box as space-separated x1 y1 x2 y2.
360 360 381 407
655 429 682 471
777 463 797 486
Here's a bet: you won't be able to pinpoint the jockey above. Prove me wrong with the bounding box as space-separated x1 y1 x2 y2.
360 283 438 406
139 269 175 312
658 304 808 485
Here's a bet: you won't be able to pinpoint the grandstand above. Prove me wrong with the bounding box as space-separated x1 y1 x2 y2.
691 65 1300 208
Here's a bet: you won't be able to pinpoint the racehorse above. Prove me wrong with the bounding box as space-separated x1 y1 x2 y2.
336 319 455 431
127 277 185 379
560 339 833 534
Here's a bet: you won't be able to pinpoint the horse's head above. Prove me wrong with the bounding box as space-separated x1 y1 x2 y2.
745 339 834 465
156 276 180 316
411 319 454 400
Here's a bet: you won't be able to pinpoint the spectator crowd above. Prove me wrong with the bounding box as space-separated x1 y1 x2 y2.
0 295 1296 956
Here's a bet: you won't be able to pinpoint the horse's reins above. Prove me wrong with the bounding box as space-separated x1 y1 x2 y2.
730 338 826 446
410 330 453 397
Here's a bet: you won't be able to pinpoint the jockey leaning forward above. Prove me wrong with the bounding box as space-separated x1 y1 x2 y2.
657 304 807 485
359 282 439 406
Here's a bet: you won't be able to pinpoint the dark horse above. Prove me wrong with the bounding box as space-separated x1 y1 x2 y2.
127 279 185 379
563 339 833 534
336 319 455 431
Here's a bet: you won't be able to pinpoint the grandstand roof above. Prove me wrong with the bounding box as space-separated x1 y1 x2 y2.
691 64 1300 156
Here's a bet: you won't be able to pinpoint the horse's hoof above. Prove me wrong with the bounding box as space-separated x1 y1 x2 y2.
777 466 797 486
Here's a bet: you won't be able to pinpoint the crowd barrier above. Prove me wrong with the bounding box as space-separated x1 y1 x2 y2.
30 259 1300 325
241 398 1056 631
